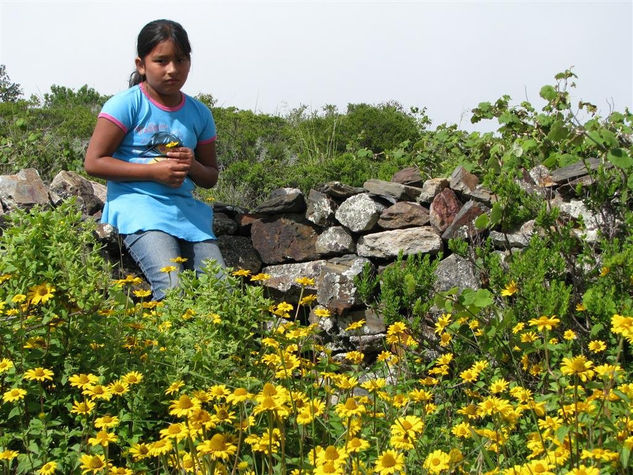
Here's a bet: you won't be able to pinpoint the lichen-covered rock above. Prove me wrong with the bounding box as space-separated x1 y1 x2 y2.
251 215 320 264
450 165 479 194
417 178 449 204
441 200 488 240
306 189 337 227
357 227 442 259
316 226 355 256
217 235 262 273
49 170 103 215
434 254 480 293
335 193 385 233
317 255 373 313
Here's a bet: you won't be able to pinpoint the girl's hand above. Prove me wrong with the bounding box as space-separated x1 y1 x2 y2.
166 146 194 167
151 155 191 188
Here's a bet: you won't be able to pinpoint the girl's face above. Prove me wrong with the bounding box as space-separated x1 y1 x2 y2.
135 39 191 106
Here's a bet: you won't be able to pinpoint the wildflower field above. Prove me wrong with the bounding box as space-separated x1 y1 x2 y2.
1 70 633 474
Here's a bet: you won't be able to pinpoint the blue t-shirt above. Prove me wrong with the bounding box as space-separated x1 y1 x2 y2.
98 83 217 241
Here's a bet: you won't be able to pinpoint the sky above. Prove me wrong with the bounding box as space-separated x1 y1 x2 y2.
0 0 631 130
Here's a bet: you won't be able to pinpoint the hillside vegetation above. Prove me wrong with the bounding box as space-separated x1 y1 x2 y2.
1 67 633 474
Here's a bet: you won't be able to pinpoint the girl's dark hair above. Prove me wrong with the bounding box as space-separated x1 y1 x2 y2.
129 19 191 87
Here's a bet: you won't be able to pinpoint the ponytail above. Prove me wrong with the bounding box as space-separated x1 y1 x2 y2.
129 71 144 88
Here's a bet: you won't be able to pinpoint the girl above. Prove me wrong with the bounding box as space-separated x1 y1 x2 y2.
85 19 225 300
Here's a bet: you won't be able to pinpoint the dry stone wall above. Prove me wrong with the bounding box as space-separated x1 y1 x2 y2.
0 162 607 349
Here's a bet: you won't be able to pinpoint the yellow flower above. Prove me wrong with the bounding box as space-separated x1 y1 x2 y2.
94 414 120 429
334 397 366 419
88 430 118 447
39 461 58 474
345 319 365 331
3 387 27 403
83 384 112 401
564 329 577 340
313 307 331 318
299 294 318 305
489 378 509 394
11 293 26 303
170 256 188 263
196 433 237 461
71 400 95 415
0 450 19 460
611 314 633 341
501 280 518 296
121 371 143 385
169 394 201 417
512 322 525 334
129 442 151 461
0 273 12 283
588 340 606 353
567 466 600 475
69 373 99 390
0 358 14 374
423 449 451 474
295 276 315 286
374 449 404 474
147 438 173 457
452 421 473 438
132 289 151 298
561 355 595 381
576 303 587 311
79 453 107 473
231 268 251 277
159 265 177 273
346 437 370 453
23 367 54 382
165 380 185 395
600 266 610 277
250 273 271 282
165 141 179 148
108 381 129 397
27 282 56 305
345 351 364 365
434 313 451 334
160 422 189 441
226 387 253 405
528 315 560 332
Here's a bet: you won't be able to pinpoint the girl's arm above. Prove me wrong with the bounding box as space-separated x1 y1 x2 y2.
85 118 192 188
166 141 219 189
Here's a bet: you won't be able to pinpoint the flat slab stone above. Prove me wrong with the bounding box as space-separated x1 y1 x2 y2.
0 168 50 211
357 227 442 259
378 201 429 229
251 215 320 264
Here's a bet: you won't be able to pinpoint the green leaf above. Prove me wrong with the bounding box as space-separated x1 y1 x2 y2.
472 289 493 308
474 213 490 230
547 121 569 142
608 148 633 169
539 85 557 101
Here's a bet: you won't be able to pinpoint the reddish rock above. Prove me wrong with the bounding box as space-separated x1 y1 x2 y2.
429 188 462 232
250 215 320 264
391 167 423 187
441 200 488 240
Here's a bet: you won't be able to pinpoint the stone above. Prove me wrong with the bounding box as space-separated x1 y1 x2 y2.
450 166 479 194
251 215 320 264
363 178 422 201
551 157 604 184
429 188 462 232
441 200 488 240
461 185 497 207
317 255 373 313
261 260 327 302
335 193 385 233
217 235 262 273
91 181 107 207
434 254 480 293
315 226 356 256
378 201 430 229
0 168 50 211
49 170 103 215
391 167 423 187
253 188 306 214
357 227 442 259
529 165 556 187
318 181 365 201
489 220 536 249
212 212 238 236
235 212 262 235
417 178 449 204
305 189 337 227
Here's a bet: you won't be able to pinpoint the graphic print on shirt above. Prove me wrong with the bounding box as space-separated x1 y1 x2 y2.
142 131 182 163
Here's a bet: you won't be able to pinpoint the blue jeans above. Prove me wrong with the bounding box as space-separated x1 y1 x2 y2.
123 230 226 300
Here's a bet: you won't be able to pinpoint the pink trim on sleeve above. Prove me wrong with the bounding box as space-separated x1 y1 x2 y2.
98 113 128 133
198 135 217 146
